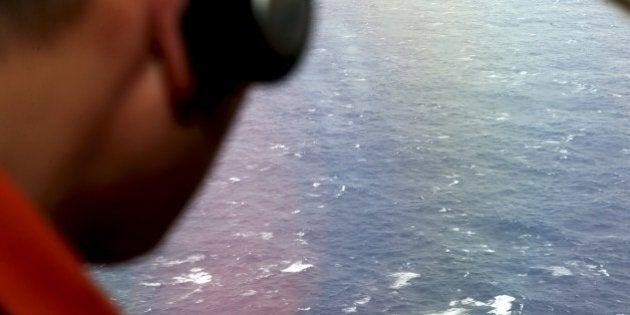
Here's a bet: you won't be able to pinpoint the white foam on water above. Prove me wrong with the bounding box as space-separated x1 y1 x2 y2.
341 296 371 314
496 113 510 121
342 306 357 313
542 140 561 145
566 261 610 278
297 307 311 311
480 244 495 253
295 231 308 245
427 308 467 315
545 266 573 277
460 297 487 307
389 272 420 289
355 296 371 305
241 290 257 297
257 264 277 279
439 295 516 315
229 177 241 183
260 232 274 240
234 231 258 238
167 287 203 305
281 261 314 273
172 268 212 285
140 282 162 287
270 144 288 150
488 295 516 315
160 254 206 267
336 185 347 198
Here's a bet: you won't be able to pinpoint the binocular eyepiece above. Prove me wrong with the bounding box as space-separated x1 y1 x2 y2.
181 0 312 107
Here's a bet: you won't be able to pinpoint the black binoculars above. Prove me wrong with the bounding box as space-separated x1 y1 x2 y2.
182 0 312 106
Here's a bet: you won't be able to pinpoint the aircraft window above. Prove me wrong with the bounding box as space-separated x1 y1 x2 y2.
93 1 630 314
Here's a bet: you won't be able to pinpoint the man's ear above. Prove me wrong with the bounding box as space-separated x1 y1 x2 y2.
149 0 191 102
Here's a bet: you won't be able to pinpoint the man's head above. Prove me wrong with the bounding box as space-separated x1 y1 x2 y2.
0 1 86 41
0 0 244 262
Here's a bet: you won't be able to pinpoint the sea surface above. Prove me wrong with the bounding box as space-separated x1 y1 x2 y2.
93 1 630 314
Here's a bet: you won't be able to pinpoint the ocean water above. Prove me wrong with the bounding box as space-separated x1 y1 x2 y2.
93 1 630 314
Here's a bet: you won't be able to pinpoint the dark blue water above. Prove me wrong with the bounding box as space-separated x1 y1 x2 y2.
93 1 630 314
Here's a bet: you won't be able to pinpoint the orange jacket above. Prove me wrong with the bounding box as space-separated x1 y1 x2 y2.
0 171 118 314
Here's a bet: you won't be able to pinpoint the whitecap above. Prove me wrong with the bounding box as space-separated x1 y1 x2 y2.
545 266 573 277
342 306 357 313
427 308 467 315
390 272 420 289
140 282 162 287
241 290 257 297
160 254 206 267
488 295 515 315
257 264 276 279
441 295 515 315
448 180 460 187
355 296 371 305
260 232 274 240
282 261 314 273
270 144 288 150
460 298 486 307
173 269 212 285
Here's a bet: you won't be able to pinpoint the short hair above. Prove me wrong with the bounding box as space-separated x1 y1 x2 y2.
0 0 86 40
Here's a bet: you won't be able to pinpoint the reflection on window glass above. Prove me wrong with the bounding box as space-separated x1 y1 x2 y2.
94 1 630 314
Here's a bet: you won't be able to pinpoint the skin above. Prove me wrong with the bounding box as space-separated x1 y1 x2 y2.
0 0 244 262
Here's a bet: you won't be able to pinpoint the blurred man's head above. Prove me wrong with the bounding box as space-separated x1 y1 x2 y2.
0 0 243 262
0 1 86 41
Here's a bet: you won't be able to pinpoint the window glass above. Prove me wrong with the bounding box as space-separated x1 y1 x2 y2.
93 1 630 313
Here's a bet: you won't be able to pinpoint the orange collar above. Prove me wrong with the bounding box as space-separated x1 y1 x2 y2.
0 171 118 315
